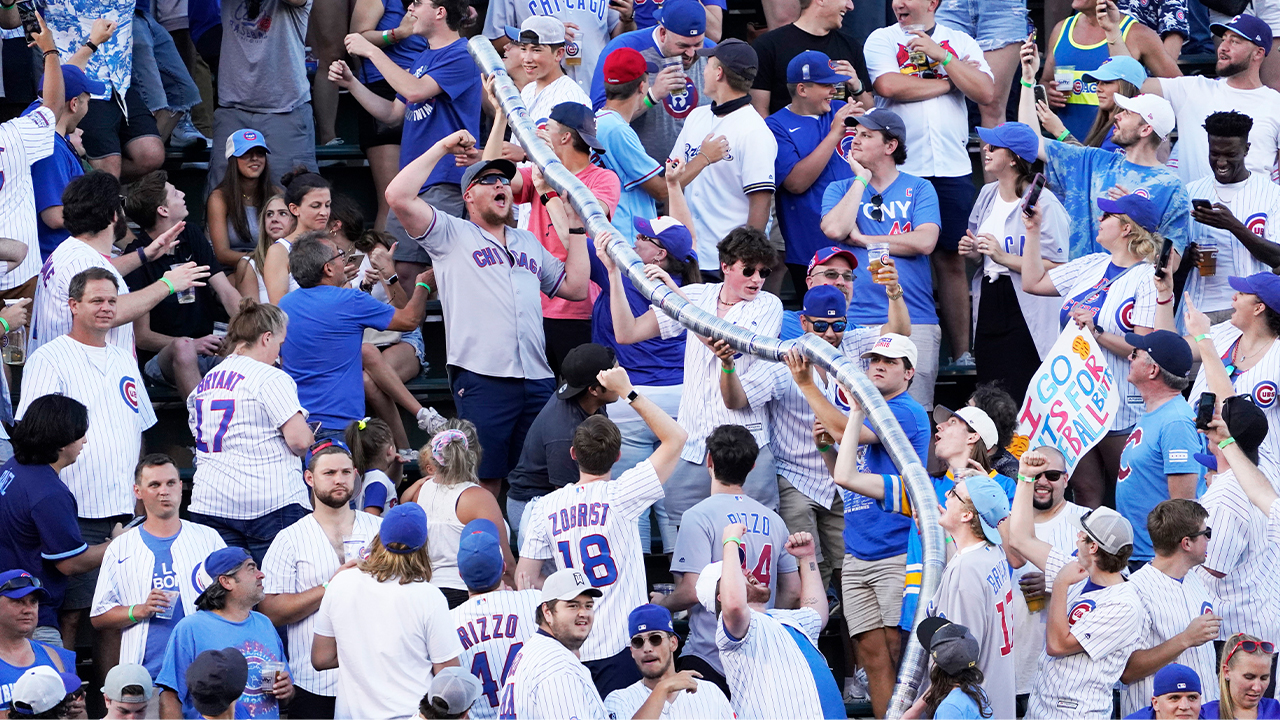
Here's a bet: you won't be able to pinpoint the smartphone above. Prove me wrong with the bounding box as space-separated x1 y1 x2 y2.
1192 198 1213 211
123 515 146 531
15 0 40 39
1022 173 1047 216
1033 85 1048 106
1196 392 1216 431
308 421 322 434
1154 237 1174 280
346 253 365 268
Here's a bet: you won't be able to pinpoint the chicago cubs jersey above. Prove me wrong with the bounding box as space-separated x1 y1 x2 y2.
31 239 134 354
1197 469 1280 643
519 460 663 662
715 608 828 720
1049 253 1158 430
452 589 541 719
187 354 311 520
1184 173 1280 313
520 75 591 130
1121 564 1220 715
1116 399 1204 561
0 107 55 291
1190 321 1280 472
498 629 609 720
603 677 733 719
483 1 616 97
17 336 156 518
1013 501 1088 695
261 512 382 696
358 469 398 514
764 359 844 506
1159 76 1280 185
670 103 778 271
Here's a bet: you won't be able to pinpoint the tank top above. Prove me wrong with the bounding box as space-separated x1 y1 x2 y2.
417 480 480 591
227 206 259 254
360 0 429 84
1053 13 1137 140
272 238 302 295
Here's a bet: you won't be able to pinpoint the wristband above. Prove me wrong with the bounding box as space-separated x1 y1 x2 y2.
416 282 432 293
854 175 871 186
84 40 99 52
1055 129 1071 142
1219 437 1237 450
1194 333 1210 342
722 365 735 374
0 318 10 334
160 278 176 295
643 92 655 108
1019 78 1034 88
1017 473 1034 484
43 50 58 59
382 29 391 43
540 191 559 205
1156 295 1173 305
0 0 16 8
941 51 953 67
323 581 329 590
723 537 743 548
816 444 831 453
137 247 147 264
128 605 137 623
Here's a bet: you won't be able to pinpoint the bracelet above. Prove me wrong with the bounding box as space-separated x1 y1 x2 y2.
941 51 953 67
1019 78 1034 88
723 537 743 548
1194 333 1210 343
137 247 147 264
128 605 137 623
1156 295 1173 305
416 282 432 293
0 317 11 334
886 286 904 301
43 49 58 59
722 365 735 374
849 84 866 96
1055 129 1071 142
1017 473 1034 484
84 40 99 52
382 29 391 44
1219 437 1237 450
816 444 831 453
643 92 656 108
160 277 176 295
0 0 16 8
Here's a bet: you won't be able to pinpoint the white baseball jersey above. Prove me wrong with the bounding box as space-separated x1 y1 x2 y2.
1189 322 1280 472
452 588 541 719
1197 469 1280 643
186 353 311 520
0 107 55 290
1159 76 1280 184
261 512 382 696
603 677 734 720
1184 173 1280 313
90 521 226 668
1049 253 1158 430
1013 500 1088 695
520 460 664 662
1027 548 1145 718
926 542 1017 720
498 629 609 720
358 469 398 514
1121 563 1220 714
17 336 156 518
484 4 615 98
715 608 827 720
31 239 134 355
519 75 591 130
670 104 778 271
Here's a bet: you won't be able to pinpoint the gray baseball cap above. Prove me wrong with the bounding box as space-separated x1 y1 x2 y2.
460 159 518 193
1069 506 1134 555
101 664 154 703
851 108 908 145
424 667 483 715
542 568 602 603
916 617 980 676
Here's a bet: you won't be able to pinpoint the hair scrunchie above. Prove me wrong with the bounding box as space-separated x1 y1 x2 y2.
430 429 468 466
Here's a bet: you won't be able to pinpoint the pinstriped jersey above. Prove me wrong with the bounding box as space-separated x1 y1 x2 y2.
0 107 56 290
715 608 825 719
186 354 311 520
1121 564 1220 715
519 460 663 662
452 589 540 720
17 336 156 518
498 630 609 720
1197 469 1280 643
1190 322 1280 472
1184 173 1280 313
603 677 734 719
32 239 134 355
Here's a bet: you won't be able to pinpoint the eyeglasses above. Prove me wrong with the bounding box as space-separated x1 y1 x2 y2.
810 320 848 333
1035 470 1067 483
810 269 853 282
473 174 511 187
740 266 772 279
1187 526 1213 541
326 248 347 265
945 487 972 506
868 194 885 222
0 574 41 595
630 632 668 649
1224 640 1276 668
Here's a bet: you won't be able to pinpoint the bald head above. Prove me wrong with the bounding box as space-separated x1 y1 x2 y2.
1031 445 1069 512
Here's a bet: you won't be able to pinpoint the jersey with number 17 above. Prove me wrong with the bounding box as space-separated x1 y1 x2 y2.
452 589 540 720
519 460 664 662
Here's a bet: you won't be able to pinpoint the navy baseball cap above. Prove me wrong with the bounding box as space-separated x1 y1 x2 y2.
1152 663 1202 696
1097 194 1161 233
305 437 350 468
1124 329 1193 378
851 108 907 144
1083 56 1148 89
549 102 605 153
807 246 858 273
801 285 847 319
457 519 505 591
786 50 845 85
380 502 429 553
1228 272 1280 311
60 65 106 101
656 0 706 37
696 39 758 80
635 216 697 264
1212 13 1273 55
0 570 48 600
628 604 674 637
916 617 980 676
460 159 517 193
1222 394 1268 459
186 649 248 718
557 343 616 399
224 128 270 159
976 122 1039 163
204 547 252 579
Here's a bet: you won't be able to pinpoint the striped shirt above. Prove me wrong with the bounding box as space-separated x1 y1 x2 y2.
499 630 609 720
715 608 826 720
1122 564 1220 715
1013 501 1088 695
0 107 56 290
1184 173 1280 314
1189 322 1280 472
32 240 134 354
1197 469 1280 643
451 589 541 719
603 677 734 719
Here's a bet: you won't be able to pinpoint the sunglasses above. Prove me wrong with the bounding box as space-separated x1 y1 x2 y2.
473 174 511 187
739 265 772 279
630 632 668 649
0 574 41 594
810 320 848 333
1224 640 1276 668
810 269 853 282
1187 526 1212 541
869 194 885 222
1035 470 1067 483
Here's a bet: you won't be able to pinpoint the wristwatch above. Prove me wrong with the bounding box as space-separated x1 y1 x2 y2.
626 390 639 403
386 273 399 285
568 227 587 235
540 191 559 205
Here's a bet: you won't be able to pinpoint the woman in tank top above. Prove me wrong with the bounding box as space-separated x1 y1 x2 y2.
207 129 282 282
238 195 295 302
264 169 331 304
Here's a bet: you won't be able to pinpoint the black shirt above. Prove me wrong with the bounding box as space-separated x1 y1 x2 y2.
751 24 872 116
123 225 227 350
507 394 607 502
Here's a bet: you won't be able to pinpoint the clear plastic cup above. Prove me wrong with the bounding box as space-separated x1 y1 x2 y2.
154 590 180 620
259 661 285 693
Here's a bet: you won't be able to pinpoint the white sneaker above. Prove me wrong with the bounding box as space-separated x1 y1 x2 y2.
398 448 419 464
952 351 976 368
169 116 210 149
844 669 870 703
417 407 447 433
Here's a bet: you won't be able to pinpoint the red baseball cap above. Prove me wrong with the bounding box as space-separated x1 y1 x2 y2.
603 48 657 85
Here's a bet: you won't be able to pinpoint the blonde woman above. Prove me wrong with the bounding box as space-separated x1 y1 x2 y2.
1203 634 1279 719
237 194 294 302
1021 194 1165 509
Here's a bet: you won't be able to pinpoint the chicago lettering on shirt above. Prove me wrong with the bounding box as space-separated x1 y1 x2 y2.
523 0 608 22
471 245 541 274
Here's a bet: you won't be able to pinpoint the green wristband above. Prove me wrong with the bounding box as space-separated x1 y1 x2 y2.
1056 129 1071 142
1017 473 1034 484
816 444 832 453
160 278 176 295
0 317 10 335
723 537 743 548
1219 437 1237 450
1194 334 1210 343
941 51 953 67
722 365 735 374
128 605 137 623
417 282 432 293
1019 78 1034 88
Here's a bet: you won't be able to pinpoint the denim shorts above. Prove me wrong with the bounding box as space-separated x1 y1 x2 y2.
936 0 1032 51
132 12 202 114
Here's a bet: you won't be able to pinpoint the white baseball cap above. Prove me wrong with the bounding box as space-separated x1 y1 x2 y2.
541 568 603 603
11 667 66 716
505 16 566 45
694 562 724 613
933 405 999 450
860 333 918 367
1113 93 1175 139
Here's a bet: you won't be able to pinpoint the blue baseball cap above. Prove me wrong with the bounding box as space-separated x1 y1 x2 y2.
801 285 847 319
1213 13 1273 55
380 502 428 553
60 66 105 101
1153 663 1202 696
634 216 696 264
628 604 674 637
0 570 48 600
1124 329 1193 378
656 0 706 37
224 128 270 160
1097 194 1161 233
786 50 846 85
305 437 350 468
203 547 252 580
976 122 1039 163
1083 56 1148 89
960 474 1009 545
1228 272 1280 311
457 519 505 591
549 102 605 153
807 246 858 273
851 108 907 145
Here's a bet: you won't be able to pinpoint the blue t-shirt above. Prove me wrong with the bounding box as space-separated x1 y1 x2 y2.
139 527 186 679
360 0 428 84
594 108 662 245
156 610 286 719
631 0 725 31
821 173 941 325
279 285 395 430
1116 397 1205 561
933 687 985 719
780 623 845 719
587 243 684 387
0 641 77 712
1044 140 1190 260
1203 699 1280 719
398 38 482 192
30 128 82 260
768 104 855 266
0 459 88 629
842 391 929 561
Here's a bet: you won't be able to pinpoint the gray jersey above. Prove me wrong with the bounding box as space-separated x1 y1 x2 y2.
629 44 711 168
671 493 797 675
413 209 566 380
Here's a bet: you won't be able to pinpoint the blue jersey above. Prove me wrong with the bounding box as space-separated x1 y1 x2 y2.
156 610 287 719
360 0 428 84
821 172 941 325
30 128 81 261
139 527 187 679
594 109 662 245
768 104 856 267
0 641 76 712
842 392 929 561
587 243 684 387
0 459 88 629
1116 398 1205 561
1051 13 1139 140
631 0 725 31
1044 140 1190 260
398 38 481 192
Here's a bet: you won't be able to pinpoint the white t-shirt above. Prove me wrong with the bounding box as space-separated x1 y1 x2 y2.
977 193 1021 280
1184 172 1280 313
1160 75 1280 184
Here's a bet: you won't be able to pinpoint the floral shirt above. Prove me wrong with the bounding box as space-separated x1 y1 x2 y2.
1117 0 1189 39
41 0 133 99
